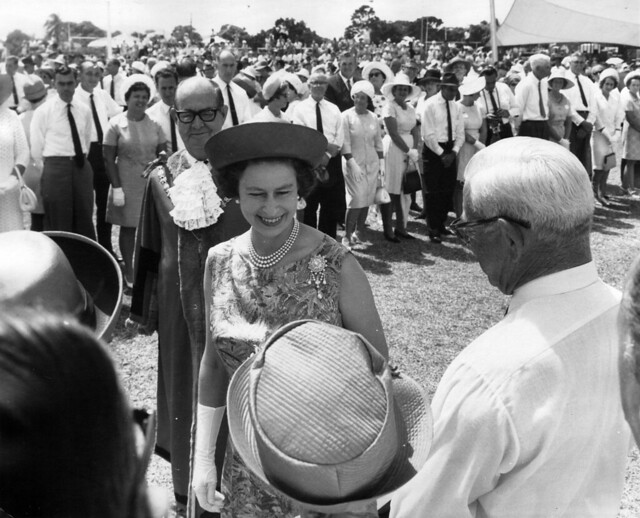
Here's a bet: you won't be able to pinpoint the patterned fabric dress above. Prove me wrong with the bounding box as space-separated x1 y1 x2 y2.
207 234 347 518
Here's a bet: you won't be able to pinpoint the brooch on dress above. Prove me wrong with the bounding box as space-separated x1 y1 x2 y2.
307 254 327 299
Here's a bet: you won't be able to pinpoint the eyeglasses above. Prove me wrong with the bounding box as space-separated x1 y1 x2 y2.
450 215 531 245
174 108 220 123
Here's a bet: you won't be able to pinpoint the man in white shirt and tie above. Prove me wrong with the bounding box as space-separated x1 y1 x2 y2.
563 52 596 178
478 66 517 145
291 72 345 239
4 56 26 112
74 61 122 254
147 66 184 154
515 54 551 140
213 49 250 129
103 58 126 107
325 52 357 112
31 66 95 239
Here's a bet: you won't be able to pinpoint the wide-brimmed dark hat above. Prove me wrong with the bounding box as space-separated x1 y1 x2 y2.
444 55 472 73
417 69 441 85
206 122 328 170
439 72 460 87
0 231 123 342
227 320 433 513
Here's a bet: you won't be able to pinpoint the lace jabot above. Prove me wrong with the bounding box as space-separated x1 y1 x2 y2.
168 153 224 230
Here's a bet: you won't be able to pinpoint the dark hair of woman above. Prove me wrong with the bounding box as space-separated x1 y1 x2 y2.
0 309 152 518
217 157 316 199
124 81 151 102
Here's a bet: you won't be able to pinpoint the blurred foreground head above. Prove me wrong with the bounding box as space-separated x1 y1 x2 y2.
619 255 640 448
0 310 155 518
462 137 593 295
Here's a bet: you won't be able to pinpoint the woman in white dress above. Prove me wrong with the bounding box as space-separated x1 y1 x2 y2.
455 75 487 217
340 81 383 248
0 75 30 233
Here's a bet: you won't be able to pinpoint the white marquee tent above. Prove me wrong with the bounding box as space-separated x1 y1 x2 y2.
496 0 640 47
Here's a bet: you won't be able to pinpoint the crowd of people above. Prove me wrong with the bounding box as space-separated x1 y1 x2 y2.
1 37 640 518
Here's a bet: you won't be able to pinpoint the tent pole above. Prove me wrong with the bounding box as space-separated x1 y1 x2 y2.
107 0 112 60
489 0 498 63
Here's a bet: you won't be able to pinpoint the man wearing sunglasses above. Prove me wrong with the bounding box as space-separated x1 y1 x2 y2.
131 76 249 517
391 137 630 518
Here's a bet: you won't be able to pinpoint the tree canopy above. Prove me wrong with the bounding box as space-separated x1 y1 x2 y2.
5 29 31 56
171 25 202 45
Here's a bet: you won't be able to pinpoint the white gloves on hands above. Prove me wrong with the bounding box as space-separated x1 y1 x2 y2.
347 157 364 182
192 404 226 513
559 138 570 150
407 148 420 163
473 140 486 151
112 187 125 207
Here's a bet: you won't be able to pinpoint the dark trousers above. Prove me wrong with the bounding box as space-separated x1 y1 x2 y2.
303 155 345 239
518 120 549 140
422 143 456 233
88 142 113 252
41 156 96 240
570 122 593 179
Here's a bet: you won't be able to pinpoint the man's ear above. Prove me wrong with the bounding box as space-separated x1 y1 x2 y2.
497 218 526 263
219 105 228 119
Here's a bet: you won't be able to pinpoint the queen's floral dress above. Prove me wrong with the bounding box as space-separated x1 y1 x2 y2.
206 234 347 517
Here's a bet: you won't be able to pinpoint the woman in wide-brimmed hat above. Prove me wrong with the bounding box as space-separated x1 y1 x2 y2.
226 320 432 517
361 60 395 134
546 68 574 148
192 122 388 517
380 73 422 242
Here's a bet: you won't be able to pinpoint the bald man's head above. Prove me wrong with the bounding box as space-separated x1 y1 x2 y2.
216 50 237 83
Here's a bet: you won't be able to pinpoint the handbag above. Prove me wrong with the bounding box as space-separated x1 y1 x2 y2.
374 173 391 204
13 167 37 212
402 159 422 194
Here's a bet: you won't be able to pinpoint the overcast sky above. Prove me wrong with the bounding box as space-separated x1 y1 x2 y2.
2 0 517 41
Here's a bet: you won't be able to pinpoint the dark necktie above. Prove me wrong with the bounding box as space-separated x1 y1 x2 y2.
170 114 178 153
488 90 499 112
89 94 103 143
110 77 115 99
316 101 323 134
575 74 588 108
67 104 85 167
445 100 452 143
537 81 546 118
227 84 239 126
11 77 18 105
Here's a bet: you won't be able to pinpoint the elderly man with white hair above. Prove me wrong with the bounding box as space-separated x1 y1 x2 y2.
515 53 551 139
390 137 630 518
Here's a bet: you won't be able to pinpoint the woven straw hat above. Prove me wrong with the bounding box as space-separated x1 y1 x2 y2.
458 75 486 96
381 73 421 101
549 67 575 90
227 320 433 513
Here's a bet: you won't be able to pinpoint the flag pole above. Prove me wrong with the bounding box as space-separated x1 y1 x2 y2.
489 0 498 63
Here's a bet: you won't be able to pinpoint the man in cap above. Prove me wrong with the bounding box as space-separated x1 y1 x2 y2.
391 138 630 518
325 51 357 112
74 61 122 255
291 71 345 239
214 49 251 128
514 53 551 140
30 66 95 239
478 66 517 145
131 76 248 516
419 72 465 243
147 66 184 154
563 52 596 178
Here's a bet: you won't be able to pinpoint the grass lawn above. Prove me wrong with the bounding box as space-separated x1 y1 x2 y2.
109 186 640 517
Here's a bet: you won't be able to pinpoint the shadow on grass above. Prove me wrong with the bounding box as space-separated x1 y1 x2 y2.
592 196 640 235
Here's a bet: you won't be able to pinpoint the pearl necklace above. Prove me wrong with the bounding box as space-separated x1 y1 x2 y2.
248 218 299 269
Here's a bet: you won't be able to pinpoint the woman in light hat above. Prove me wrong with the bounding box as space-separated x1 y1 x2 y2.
104 74 167 289
592 68 623 205
455 74 487 217
0 74 30 233
251 72 291 123
226 320 432 517
361 60 395 134
340 80 384 248
546 68 574 148
380 73 422 242
193 123 388 517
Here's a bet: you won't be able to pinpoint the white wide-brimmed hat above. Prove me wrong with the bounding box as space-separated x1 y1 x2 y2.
549 68 575 90
381 73 421 101
361 61 394 85
458 75 486 96
599 68 620 87
350 80 375 100
227 320 433 513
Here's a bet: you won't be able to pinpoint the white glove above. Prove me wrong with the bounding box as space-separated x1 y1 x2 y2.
473 140 486 150
347 158 364 182
559 138 570 150
112 187 125 207
601 128 614 144
407 148 420 163
192 404 226 513
610 130 620 144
